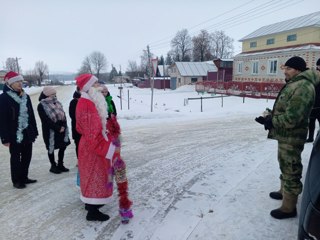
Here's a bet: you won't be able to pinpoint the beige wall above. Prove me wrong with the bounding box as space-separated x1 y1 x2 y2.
233 48 320 83
168 65 202 87
242 27 320 52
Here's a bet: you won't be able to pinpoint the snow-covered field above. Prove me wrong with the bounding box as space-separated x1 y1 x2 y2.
0 84 315 240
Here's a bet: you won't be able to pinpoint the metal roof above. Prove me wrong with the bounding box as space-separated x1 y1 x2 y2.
174 62 217 77
240 11 320 41
235 44 320 57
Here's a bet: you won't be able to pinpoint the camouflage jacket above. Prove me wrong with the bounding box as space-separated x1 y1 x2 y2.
268 69 320 144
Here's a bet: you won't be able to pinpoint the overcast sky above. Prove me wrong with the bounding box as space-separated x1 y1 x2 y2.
1 0 318 74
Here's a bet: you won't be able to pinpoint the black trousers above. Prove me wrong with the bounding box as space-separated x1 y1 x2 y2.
308 116 320 140
74 137 80 159
9 142 33 184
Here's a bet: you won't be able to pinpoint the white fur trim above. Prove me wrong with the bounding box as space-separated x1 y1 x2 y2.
80 194 114 204
82 75 98 92
7 75 24 85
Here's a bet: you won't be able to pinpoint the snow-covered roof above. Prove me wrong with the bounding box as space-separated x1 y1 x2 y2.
235 44 320 57
158 65 169 76
240 11 320 41
174 62 217 77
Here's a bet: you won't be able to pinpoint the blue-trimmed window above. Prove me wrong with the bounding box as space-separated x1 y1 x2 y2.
287 34 297 42
250 42 257 48
266 38 275 45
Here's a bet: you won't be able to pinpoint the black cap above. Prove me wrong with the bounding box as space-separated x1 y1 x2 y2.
285 56 307 72
316 58 320 66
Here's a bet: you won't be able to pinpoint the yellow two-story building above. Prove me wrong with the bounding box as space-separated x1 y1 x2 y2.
233 11 320 83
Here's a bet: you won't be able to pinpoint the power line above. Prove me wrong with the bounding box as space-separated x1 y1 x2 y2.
148 0 303 54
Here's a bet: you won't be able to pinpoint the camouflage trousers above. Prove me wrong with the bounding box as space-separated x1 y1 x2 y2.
278 141 304 196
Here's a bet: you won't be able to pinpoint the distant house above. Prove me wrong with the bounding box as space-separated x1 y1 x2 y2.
157 65 170 77
113 75 130 83
208 59 233 82
168 62 217 89
233 11 320 83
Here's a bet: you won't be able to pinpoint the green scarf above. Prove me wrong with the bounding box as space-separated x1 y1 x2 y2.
105 95 114 114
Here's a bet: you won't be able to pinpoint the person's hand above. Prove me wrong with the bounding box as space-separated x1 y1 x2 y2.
264 115 273 130
60 126 65 133
255 116 265 125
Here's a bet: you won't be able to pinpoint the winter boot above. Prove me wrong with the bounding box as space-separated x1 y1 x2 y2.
49 164 62 174
58 161 69 172
85 204 110 221
269 180 283 200
270 192 298 219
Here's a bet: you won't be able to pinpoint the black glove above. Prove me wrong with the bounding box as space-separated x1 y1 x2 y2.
264 115 273 130
255 116 265 125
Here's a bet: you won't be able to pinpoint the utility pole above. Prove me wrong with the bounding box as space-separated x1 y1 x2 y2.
147 45 154 112
15 57 21 74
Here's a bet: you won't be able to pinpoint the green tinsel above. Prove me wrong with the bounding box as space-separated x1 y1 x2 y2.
105 95 114 114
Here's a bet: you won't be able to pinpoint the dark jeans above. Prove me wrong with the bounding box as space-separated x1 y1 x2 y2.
9 142 33 184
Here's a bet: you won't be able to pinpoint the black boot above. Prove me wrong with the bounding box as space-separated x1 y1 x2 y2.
269 180 283 200
50 164 62 174
57 162 69 172
270 193 298 219
48 153 61 174
13 182 26 189
85 204 110 221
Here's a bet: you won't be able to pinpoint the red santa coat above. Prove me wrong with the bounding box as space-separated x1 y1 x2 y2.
76 94 116 204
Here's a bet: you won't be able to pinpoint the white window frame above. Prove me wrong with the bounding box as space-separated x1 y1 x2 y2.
251 61 259 75
268 59 278 74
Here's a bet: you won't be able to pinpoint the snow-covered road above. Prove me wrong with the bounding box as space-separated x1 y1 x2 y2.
0 85 312 240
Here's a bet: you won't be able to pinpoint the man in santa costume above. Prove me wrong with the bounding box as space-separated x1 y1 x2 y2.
0 71 38 189
75 73 119 221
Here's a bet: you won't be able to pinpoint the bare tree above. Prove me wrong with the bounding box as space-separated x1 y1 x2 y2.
192 30 213 62
79 56 93 75
90 51 108 79
140 49 154 75
5 58 21 73
170 29 192 62
78 51 108 78
126 60 138 72
210 30 234 59
34 61 49 86
24 69 38 87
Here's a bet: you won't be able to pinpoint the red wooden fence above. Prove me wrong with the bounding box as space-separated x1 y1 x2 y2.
195 81 284 99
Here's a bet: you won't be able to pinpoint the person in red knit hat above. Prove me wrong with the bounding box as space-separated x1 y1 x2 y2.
75 74 132 222
100 83 133 223
0 71 38 189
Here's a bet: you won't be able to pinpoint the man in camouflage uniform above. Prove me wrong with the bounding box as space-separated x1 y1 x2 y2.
255 56 320 219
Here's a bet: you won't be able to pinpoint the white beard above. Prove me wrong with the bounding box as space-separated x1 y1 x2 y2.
88 87 109 141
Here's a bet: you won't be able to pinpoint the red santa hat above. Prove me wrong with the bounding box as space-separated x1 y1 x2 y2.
75 73 98 92
4 71 24 85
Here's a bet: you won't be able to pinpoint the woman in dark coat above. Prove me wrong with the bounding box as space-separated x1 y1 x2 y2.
0 71 38 189
37 86 70 174
68 87 81 158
